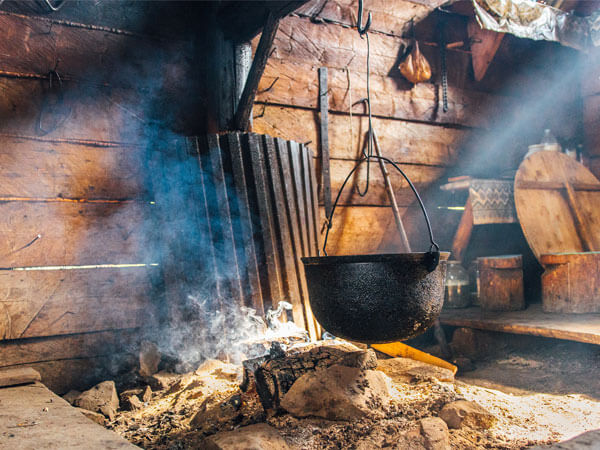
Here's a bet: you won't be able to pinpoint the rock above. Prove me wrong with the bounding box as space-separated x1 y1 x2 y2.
128 395 144 410
439 400 496 429
142 385 152 403
147 371 179 391
377 357 454 384
76 407 107 426
139 341 161 377
339 349 378 370
531 429 600 449
202 423 290 450
419 417 450 450
62 390 81 405
197 359 242 382
280 364 390 421
73 381 119 421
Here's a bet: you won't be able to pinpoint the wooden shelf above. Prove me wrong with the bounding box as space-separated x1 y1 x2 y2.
440 303 600 345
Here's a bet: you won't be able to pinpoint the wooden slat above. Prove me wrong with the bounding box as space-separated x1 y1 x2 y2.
0 266 157 340
222 133 264 313
275 138 318 340
204 134 246 306
256 58 503 128
253 105 465 166
328 159 444 206
440 304 600 346
288 141 310 257
0 136 147 199
515 181 600 191
0 202 150 268
247 133 284 306
0 328 143 368
322 205 406 255
302 145 320 256
263 135 306 328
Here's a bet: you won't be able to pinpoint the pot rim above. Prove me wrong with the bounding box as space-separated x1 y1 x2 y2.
301 251 450 265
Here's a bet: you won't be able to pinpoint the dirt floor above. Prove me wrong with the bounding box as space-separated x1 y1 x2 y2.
101 334 600 449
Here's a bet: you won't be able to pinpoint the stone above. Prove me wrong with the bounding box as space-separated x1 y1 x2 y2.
377 357 454 384
128 395 144 410
419 417 450 450
76 407 107 426
201 423 290 450
142 385 152 403
139 341 161 377
280 364 390 421
197 359 242 382
73 381 119 421
62 390 81 405
531 429 600 449
439 400 496 430
147 371 179 391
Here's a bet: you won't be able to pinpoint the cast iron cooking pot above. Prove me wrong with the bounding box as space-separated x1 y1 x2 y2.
302 252 449 343
301 154 448 343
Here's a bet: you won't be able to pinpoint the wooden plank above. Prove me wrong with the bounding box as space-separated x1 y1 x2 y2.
300 145 318 256
515 181 600 191
222 133 264 313
0 136 147 199
0 202 150 268
0 12 181 88
322 205 407 255
0 367 41 387
288 141 310 257
256 58 504 127
0 78 146 143
253 105 465 166
263 135 306 328
440 304 600 346
468 18 504 82
296 0 434 38
203 134 246 306
275 138 318 340
0 266 157 340
234 13 280 131
247 133 284 306
328 159 445 206
0 328 142 368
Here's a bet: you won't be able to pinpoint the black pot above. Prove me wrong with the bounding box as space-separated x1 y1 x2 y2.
302 252 450 343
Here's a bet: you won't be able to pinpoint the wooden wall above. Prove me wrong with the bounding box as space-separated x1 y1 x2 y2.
584 47 600 177
0 7 196 393
252 0 586 255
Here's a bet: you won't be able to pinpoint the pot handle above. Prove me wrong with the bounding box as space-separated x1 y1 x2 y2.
322 155 440 271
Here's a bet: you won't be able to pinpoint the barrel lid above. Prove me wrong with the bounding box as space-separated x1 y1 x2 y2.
540 251 600 265
477 254 522 269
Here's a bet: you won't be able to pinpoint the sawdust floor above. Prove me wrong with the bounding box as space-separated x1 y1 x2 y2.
107 338 600 449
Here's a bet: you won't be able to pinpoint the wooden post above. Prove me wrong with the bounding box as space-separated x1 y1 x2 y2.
233 13 280 131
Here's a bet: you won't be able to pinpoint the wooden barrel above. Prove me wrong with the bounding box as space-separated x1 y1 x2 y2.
540 252 600 313
477 255 524 311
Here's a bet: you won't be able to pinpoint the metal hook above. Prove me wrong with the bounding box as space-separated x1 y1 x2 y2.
357 0 371 36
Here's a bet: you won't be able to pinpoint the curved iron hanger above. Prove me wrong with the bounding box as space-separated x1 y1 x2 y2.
357 0 371 36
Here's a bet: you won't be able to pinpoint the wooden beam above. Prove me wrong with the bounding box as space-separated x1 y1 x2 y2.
468 17 504 82
233 12 280 131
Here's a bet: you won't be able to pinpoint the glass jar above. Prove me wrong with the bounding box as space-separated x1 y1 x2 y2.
444 261 471 308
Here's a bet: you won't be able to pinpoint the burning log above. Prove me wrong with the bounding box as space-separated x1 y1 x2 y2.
243 342 377 413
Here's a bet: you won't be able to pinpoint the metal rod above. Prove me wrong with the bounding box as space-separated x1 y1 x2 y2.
372 130 411 252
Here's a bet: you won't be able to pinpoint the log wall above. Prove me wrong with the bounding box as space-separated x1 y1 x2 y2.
0 9 187 393
252 0 586 255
